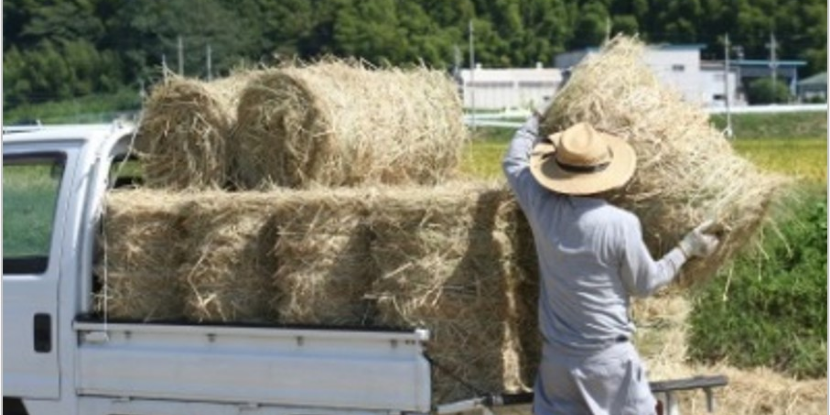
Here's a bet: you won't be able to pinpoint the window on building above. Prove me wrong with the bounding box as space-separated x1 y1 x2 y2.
672 64 685 72
713 94 726 101
517 81 557 88
468 81 513 88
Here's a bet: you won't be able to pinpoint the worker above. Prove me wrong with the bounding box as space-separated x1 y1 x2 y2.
502 115 720 415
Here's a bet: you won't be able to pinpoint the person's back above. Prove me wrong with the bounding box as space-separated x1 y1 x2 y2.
527 194 639 351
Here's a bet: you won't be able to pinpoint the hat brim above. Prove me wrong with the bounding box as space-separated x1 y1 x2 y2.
529 131 636 196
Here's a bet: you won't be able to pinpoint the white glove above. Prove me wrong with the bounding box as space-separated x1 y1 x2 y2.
678 220 720 259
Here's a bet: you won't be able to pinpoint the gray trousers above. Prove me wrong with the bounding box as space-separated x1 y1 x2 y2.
533 340 656 415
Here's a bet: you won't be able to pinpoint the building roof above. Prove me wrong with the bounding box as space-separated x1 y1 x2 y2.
569 43 706 54
459 67 562 83
733 59 807 67
798 72 827 86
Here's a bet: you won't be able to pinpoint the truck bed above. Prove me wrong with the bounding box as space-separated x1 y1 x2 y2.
74 320 431 413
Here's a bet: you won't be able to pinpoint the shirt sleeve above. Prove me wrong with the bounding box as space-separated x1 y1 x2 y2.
502 115 546 211
619 216 688 297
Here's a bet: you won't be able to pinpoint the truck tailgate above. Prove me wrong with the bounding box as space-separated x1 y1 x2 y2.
74 321 431 412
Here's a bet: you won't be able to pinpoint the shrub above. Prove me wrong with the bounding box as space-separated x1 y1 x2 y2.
746 77 792 104
688 186 827 379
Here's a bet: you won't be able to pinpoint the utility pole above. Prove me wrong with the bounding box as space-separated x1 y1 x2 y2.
766 32 779 100
162 54 168 80
206 43 213 81
177 35 184 76
468 19 476 131
733 45 744 103
723 34 733 139
605 16 612 43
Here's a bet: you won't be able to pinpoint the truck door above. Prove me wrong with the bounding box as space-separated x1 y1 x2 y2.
3 149 75 399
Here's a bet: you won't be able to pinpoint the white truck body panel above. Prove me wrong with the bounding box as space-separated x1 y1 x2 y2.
75 322 431 412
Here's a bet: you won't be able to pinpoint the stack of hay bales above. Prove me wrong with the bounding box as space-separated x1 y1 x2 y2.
540 36 786 285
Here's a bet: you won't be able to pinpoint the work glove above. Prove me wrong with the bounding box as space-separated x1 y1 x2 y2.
678 220 720 259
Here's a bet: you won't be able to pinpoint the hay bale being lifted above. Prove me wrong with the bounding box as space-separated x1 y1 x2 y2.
367 183 528 403
96 190 188 321
234 60 466 189
137 72 253 189
539 36 787 285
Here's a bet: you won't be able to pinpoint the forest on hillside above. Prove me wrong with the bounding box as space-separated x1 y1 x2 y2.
3 0 827 109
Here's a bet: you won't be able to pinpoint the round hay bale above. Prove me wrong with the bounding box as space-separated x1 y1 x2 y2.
178 192 280 323
234 60 466 189
270 188 375 325
367 183 527 403
96 190 188 321
540 36 788 285
137 72 253 189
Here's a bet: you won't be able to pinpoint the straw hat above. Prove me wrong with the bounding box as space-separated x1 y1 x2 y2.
530 122 636 195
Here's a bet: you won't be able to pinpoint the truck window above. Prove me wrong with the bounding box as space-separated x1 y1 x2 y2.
3 153 66 274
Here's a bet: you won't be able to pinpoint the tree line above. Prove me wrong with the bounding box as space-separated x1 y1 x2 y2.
3 0 826 108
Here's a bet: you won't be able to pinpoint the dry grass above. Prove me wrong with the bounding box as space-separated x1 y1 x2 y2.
96 190 188 321
367 184 527 402
136 72 255 189
234 59 466 189
270 189 375 325
540 36 788 286
178 192 280 323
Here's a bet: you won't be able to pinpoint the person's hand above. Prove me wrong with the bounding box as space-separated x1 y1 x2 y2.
678 220 720 259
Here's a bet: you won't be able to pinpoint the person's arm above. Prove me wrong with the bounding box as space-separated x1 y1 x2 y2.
619 217 687 297
620 218 720 297
502 115 546 210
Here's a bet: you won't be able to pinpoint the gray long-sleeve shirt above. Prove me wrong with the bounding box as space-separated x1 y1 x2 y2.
503 116 687 352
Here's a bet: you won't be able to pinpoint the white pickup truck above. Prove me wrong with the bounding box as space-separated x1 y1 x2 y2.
3 123 444 415
3 122 727 415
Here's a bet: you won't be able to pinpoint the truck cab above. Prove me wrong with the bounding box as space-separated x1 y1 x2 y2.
3 123 432 415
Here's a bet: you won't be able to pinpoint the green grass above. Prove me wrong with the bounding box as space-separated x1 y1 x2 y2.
3 88 141 125
462 128 827 183
734 139 827 183
711 112 827 140
3 163 63 257
689 185 827 379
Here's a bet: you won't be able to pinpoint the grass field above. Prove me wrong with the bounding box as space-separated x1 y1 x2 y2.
461 130 827 183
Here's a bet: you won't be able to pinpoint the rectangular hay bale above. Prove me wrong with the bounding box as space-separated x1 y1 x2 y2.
271 189 375 325
368 184 528 403
178 192 280 323
96 190 188 321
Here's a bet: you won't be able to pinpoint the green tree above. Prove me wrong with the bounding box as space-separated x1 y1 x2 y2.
333 0 406 63
106 0 254 82
747 77 792 104
572 1 609 48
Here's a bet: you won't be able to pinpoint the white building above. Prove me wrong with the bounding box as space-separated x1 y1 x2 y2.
700 61 742 107
555 44 741 107
458 64 563 111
